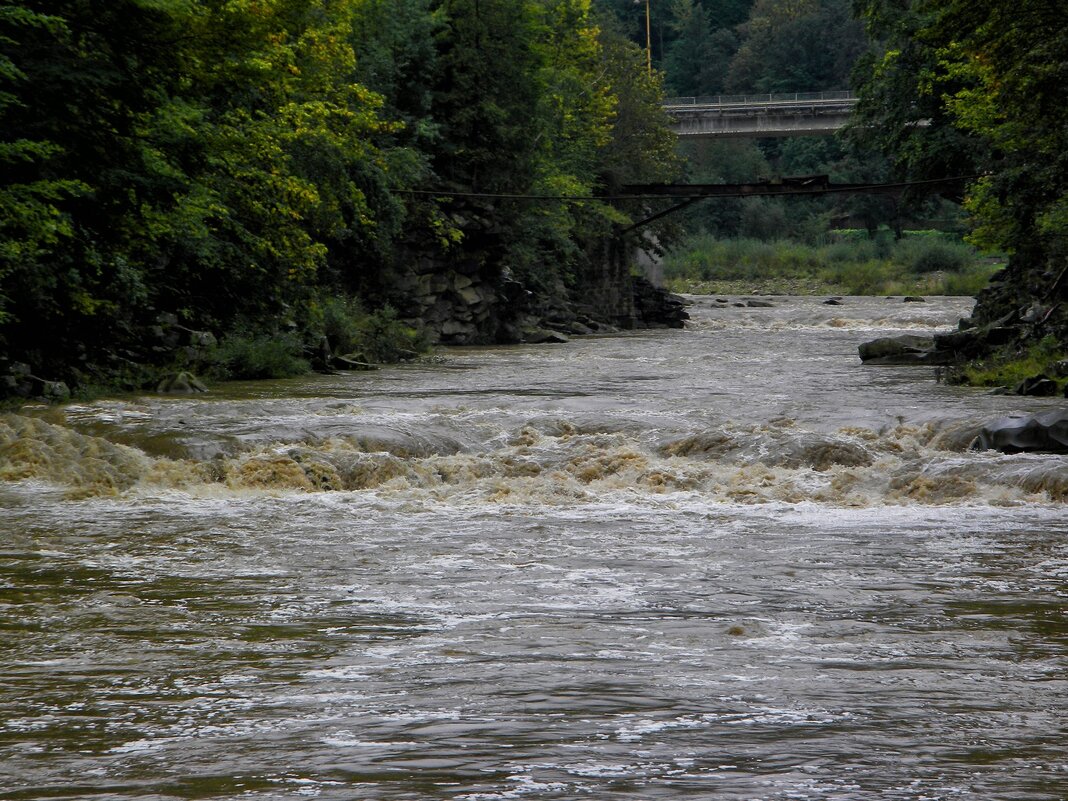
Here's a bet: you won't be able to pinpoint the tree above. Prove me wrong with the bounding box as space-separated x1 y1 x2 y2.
728 0 866 92
851 0 1068 329
664 0 738 96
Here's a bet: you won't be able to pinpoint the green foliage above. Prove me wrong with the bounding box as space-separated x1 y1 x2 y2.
315 296 368 357
663 0 736 96
207 333 311 381
895 236 972 274
0 0 679 392
352 306 429 364
852 0 1068 284
727 0 866 93
953 336 1065 389
312 297 428 363
662 232 995 295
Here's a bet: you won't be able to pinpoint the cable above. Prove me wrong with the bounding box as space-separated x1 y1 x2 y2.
397 175 984 203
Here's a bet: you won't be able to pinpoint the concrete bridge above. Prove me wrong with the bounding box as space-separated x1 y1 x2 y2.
663 91 856 138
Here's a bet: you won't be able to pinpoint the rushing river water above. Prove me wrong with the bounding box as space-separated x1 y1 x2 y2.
2 295 1067 800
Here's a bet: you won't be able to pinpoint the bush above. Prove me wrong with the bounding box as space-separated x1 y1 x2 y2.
953 335 1064 388
207 333 310 380
897 237 973 273
662 230 992 296
316 295 366 356
306 296 429 364
352 306 429 364
938 263 1001 296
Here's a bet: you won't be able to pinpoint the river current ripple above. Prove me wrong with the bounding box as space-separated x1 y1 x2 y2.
1 296 1067 800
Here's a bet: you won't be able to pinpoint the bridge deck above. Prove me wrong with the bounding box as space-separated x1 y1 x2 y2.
663 91 857 139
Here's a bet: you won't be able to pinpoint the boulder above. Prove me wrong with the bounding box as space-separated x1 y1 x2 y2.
858 335 953 365
38 380 71 402
156 371 208 394
440 320 478 339
903 296 926 303
934 325 1018 357
972 410 1068 453
746 299 775 308
1013 375 1058 396
188 330 217 349
523 328 569 344
823 298 843 305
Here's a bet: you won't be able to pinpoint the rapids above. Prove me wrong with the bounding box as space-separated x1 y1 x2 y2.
2 295 1066 799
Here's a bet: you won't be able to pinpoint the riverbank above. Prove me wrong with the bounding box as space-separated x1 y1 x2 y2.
661 233 1003 298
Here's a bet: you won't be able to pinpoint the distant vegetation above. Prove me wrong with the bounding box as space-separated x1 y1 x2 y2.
662 230 1002 296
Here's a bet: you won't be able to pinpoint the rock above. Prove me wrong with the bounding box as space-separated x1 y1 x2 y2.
156 371 208 394
39 380 71 402
523 328 569 344
823 298 843 305
902 296 926 303
457 286 483 306
188 330 217 348
1013 375 1058 396
746 299 775 308
972 410 1068 453
1020 302 1050 324
858 335 953 365
568 321 594 335
10 362 31 378
440 320 478 339
631 277 689 328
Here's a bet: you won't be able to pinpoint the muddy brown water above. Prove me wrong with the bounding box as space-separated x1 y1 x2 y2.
2 296 1066 800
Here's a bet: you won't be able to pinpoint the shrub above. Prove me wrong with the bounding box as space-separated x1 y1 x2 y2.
208 333 310 380
317 295 366 356
897 237 973 273
953 335 1065 388
351 306 429 364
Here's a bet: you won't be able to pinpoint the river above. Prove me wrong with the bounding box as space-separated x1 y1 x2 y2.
2 295 1066 800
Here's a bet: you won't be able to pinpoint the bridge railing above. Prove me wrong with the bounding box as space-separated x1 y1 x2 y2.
663 90 855 108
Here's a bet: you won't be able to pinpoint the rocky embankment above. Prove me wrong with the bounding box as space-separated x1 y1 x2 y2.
1 264 688 401
388 256 687 347
859 265 1068 396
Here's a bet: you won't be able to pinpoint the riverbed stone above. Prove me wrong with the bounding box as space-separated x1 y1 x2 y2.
972 410 1068 453
157 371 208 394
39 380 71 402
188 330 217 348
858 335 953 365
1013 374 1058 396
523 328 569 344
903 296 926 303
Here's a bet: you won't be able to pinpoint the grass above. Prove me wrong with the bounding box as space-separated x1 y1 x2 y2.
947 335 1067 390
662 232 1002 297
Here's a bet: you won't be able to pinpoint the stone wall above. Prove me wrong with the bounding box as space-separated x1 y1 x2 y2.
387 233 686 346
